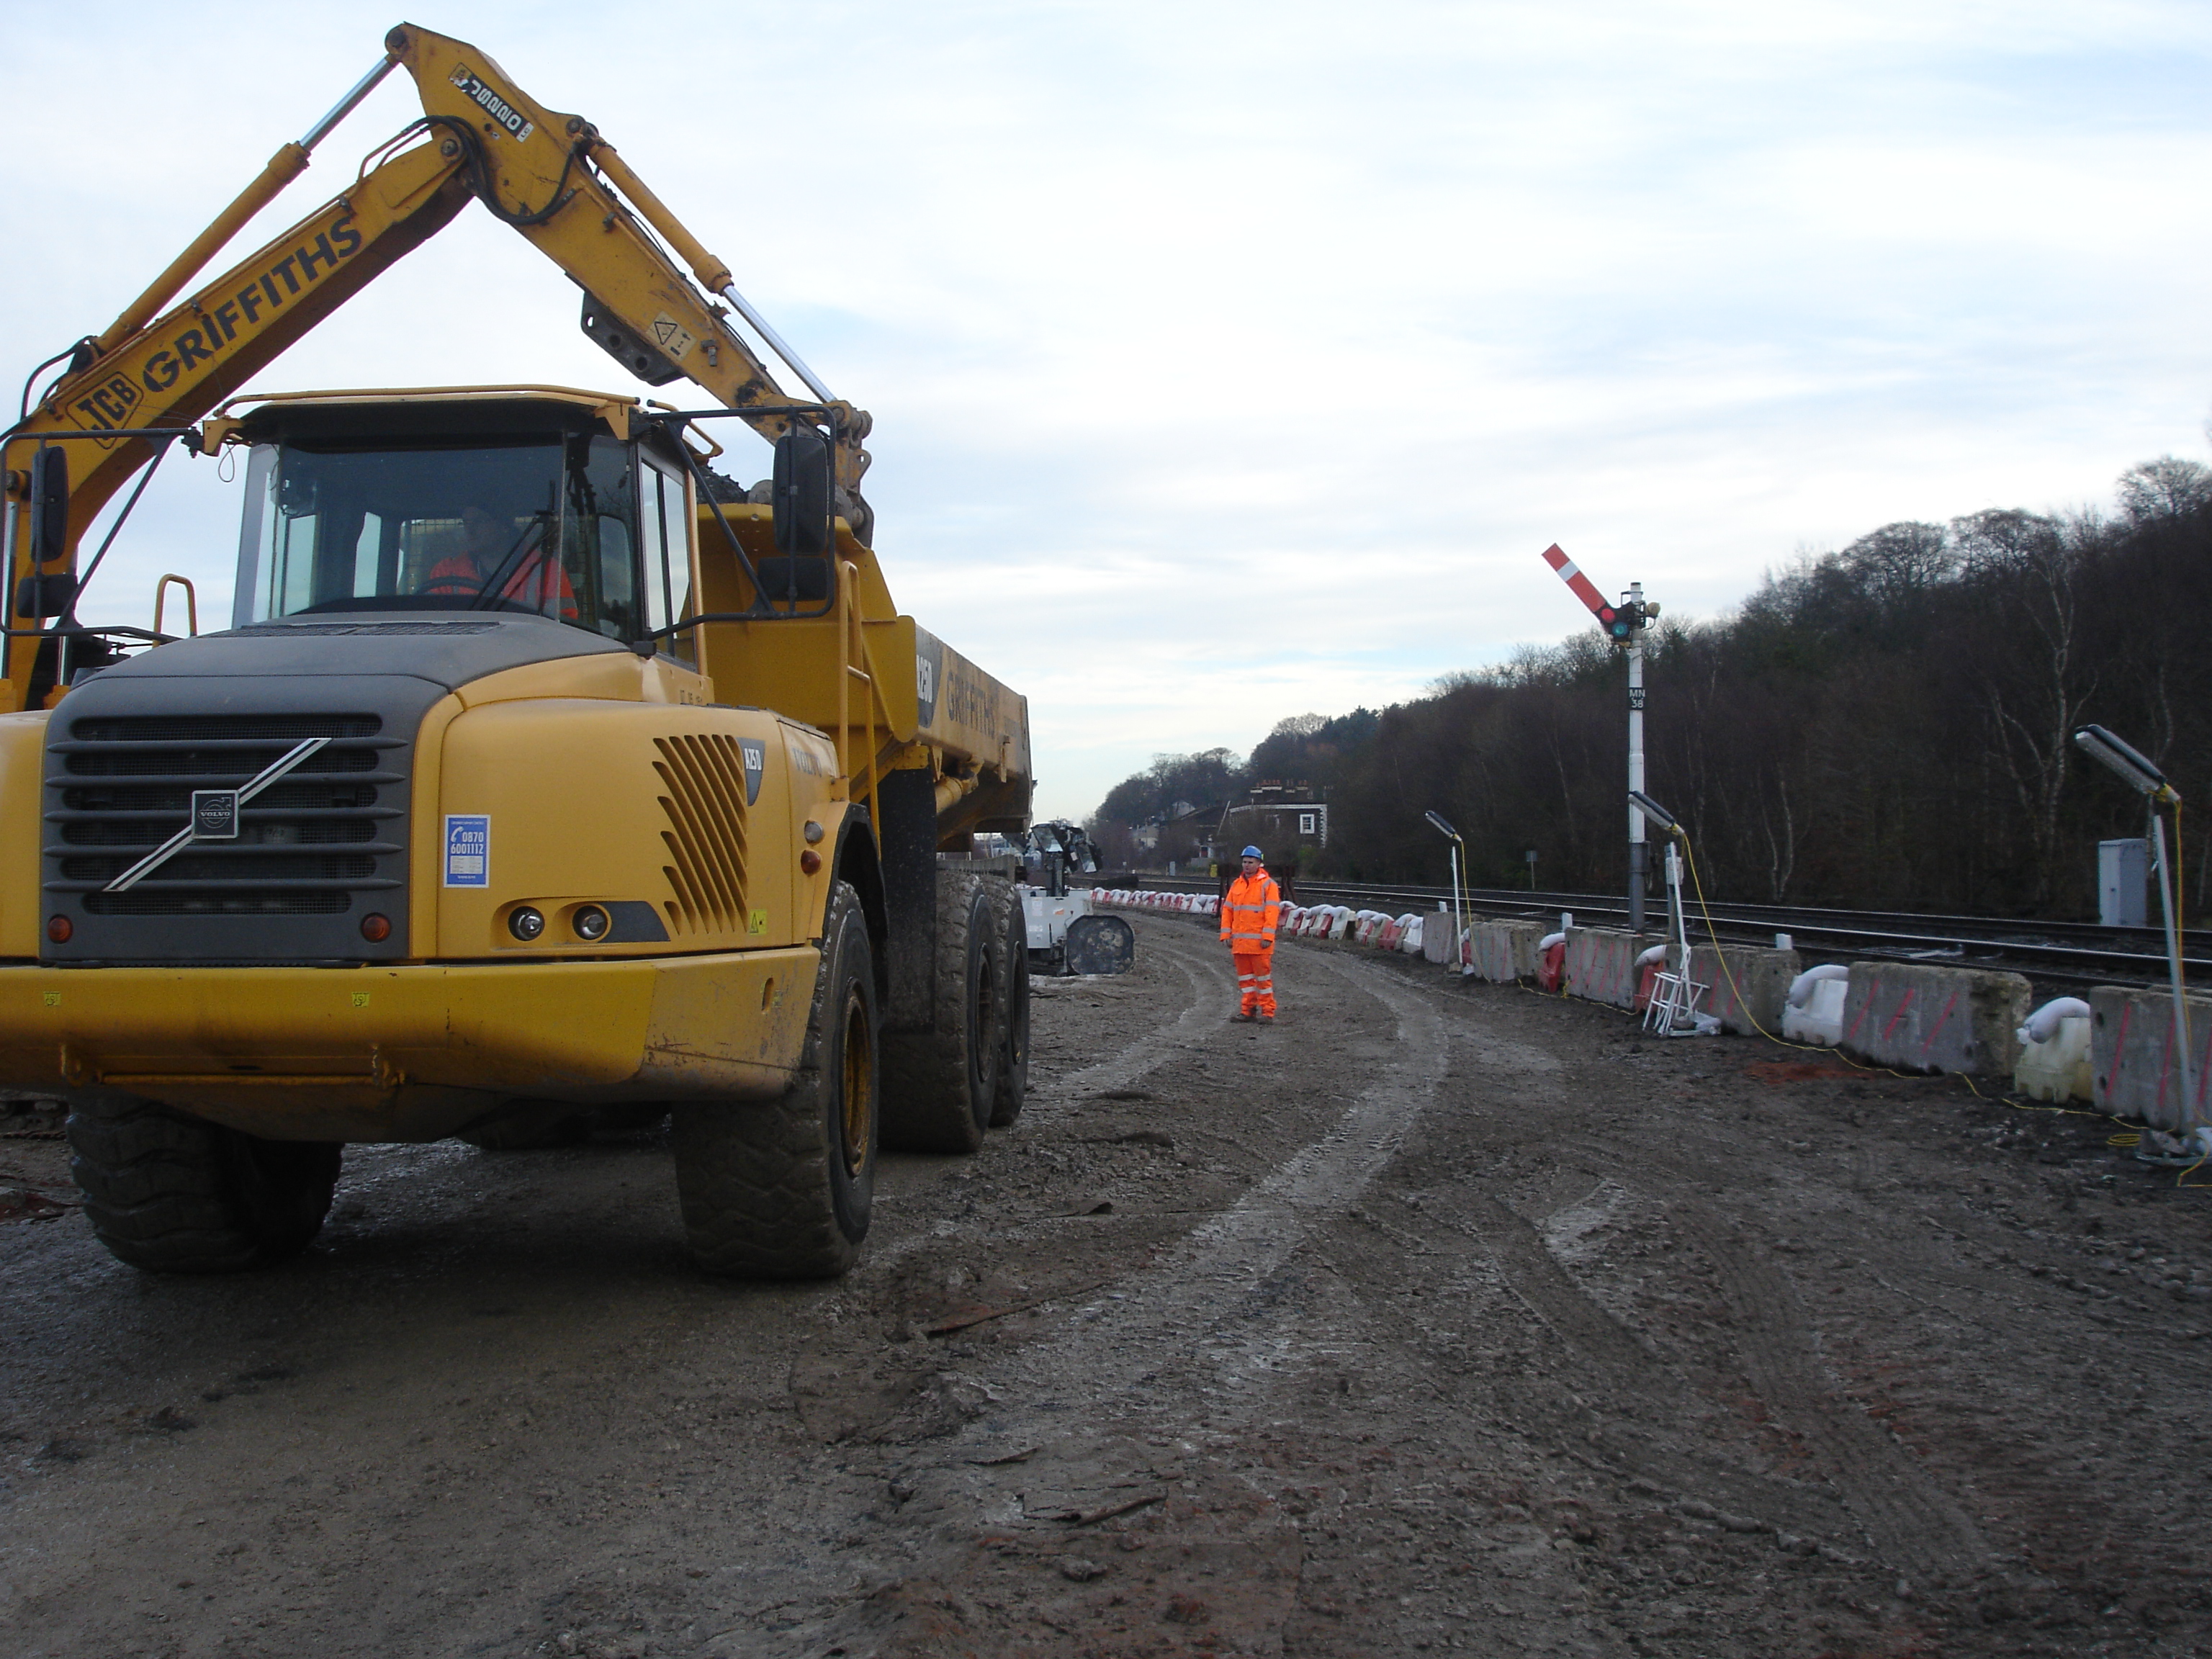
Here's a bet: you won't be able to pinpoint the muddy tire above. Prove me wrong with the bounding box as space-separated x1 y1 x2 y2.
66 1097 341 1273
670 880 878 1279
990 881 1029 1128
880 871 1001 1154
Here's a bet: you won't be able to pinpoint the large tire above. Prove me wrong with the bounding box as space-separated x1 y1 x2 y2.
670 880 878 1279
880 871 1001 1154
989 880 1029 1128
66 1097 341 1273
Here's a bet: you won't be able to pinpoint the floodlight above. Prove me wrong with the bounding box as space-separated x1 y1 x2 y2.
1628 791 1679 835
2073 725 2178 804
2073 725 2195 1143
1424 810 1460 840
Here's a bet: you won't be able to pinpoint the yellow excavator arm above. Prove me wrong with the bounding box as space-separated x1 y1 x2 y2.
0 22 871 713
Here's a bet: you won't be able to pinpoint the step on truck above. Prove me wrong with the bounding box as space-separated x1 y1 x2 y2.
0 26 1034 1278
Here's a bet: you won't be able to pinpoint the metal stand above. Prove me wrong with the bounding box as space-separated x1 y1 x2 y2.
1447 842 1467 974
1642 840 1708 1038
1626 583 1647 934
2142 806 2202 1156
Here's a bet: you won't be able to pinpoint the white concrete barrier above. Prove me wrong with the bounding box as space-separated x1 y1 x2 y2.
1675 942 1801 1038
2090 986 2212 1130
1565 927 1650 1009
1422 912 1456 964
1838 961 2028 1077
1464 921 1545 982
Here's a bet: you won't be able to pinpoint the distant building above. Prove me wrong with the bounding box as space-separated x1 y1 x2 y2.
1215 781 1327 866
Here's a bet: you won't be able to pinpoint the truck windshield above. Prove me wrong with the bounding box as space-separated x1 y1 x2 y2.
238 435 643 642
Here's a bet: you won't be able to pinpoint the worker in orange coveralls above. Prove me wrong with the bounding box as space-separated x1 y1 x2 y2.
1220 845 1282 1022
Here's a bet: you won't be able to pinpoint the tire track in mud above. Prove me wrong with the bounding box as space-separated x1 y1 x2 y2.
1390 968 1992 1572
790 943 1461 1658
1671 1205 1992 1578
1513 1083 1996 1575
979 947 1449 1420
1028 926 1236 1114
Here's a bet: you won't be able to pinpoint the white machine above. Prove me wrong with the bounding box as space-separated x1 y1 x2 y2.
1017 822 1133 976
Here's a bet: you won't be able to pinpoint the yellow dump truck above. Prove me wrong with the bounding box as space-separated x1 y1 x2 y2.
0 28 1032 1277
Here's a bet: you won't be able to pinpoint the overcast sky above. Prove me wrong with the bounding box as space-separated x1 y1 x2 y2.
7 1 2208 819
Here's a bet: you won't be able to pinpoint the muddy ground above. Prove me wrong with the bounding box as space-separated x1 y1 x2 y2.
4 911 2211 1659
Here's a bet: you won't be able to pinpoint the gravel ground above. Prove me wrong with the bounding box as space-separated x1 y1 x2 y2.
3 911 2210 1658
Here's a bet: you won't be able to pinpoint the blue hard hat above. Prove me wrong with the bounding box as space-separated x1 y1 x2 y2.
1241 845 1264 859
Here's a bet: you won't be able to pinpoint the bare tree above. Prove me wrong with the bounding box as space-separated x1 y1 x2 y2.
2116 457 2212 524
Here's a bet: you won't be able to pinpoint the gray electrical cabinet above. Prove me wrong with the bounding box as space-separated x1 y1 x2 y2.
2099 838 2149 928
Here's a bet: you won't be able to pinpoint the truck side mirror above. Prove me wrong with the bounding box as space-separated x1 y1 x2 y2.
771 426 831 558
15 573 76 620
27 446 68 567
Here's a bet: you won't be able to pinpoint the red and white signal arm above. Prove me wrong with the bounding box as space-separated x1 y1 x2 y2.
1540 544 1623 629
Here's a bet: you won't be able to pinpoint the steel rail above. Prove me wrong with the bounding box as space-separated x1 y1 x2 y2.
1117 873 2209 990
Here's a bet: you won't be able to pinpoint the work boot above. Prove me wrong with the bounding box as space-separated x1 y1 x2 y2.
1259 1013 1276 1025
1234 1010 1255 1022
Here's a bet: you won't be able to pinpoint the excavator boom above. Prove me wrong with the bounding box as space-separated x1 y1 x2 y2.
1 22 871 713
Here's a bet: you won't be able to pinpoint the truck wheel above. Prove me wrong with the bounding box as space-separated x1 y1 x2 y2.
990 881 1030 1128
880 871 1000 1154
671 880 877 1279
65 1098 341 1273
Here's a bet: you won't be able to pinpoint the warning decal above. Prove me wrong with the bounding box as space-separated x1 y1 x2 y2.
444 815 490 887
649 314 696 361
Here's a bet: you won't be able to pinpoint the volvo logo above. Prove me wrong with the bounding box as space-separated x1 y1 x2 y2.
192 790 239 840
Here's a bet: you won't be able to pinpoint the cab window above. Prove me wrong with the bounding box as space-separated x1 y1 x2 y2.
636 452 696 666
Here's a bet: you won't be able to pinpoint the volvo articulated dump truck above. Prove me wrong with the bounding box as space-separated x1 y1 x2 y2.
0 28 1033 1279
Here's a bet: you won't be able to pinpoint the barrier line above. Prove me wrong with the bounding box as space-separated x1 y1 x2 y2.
1917 991 1960 1065
1844 979 1877 1046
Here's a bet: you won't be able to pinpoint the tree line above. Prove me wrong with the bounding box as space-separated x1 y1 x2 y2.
1087 456 2212 918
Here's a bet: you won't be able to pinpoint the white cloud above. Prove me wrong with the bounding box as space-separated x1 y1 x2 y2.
8 0 2207 817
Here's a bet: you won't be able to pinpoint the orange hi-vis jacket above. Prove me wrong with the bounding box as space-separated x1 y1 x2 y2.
1220 868 1282 949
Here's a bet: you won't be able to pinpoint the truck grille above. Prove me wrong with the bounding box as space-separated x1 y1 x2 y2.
44 714 408 937
653 733 751 937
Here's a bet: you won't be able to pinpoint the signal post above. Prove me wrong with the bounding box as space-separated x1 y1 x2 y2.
1540 547 1658 932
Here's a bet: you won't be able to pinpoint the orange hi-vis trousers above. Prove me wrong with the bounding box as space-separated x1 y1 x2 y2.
1233 947 1277 1017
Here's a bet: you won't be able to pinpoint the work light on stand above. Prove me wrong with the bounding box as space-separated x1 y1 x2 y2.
1629 792 1707 1037
2072 725 2202 1155
1424 810 1469 976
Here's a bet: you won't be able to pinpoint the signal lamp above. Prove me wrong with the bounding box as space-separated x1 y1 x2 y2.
45 914 71 944
359 912 391 943
800 849 822 875
508 906 546 942
572 904 611 942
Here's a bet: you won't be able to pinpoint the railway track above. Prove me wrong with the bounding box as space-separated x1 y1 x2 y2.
1115 873 2206 995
